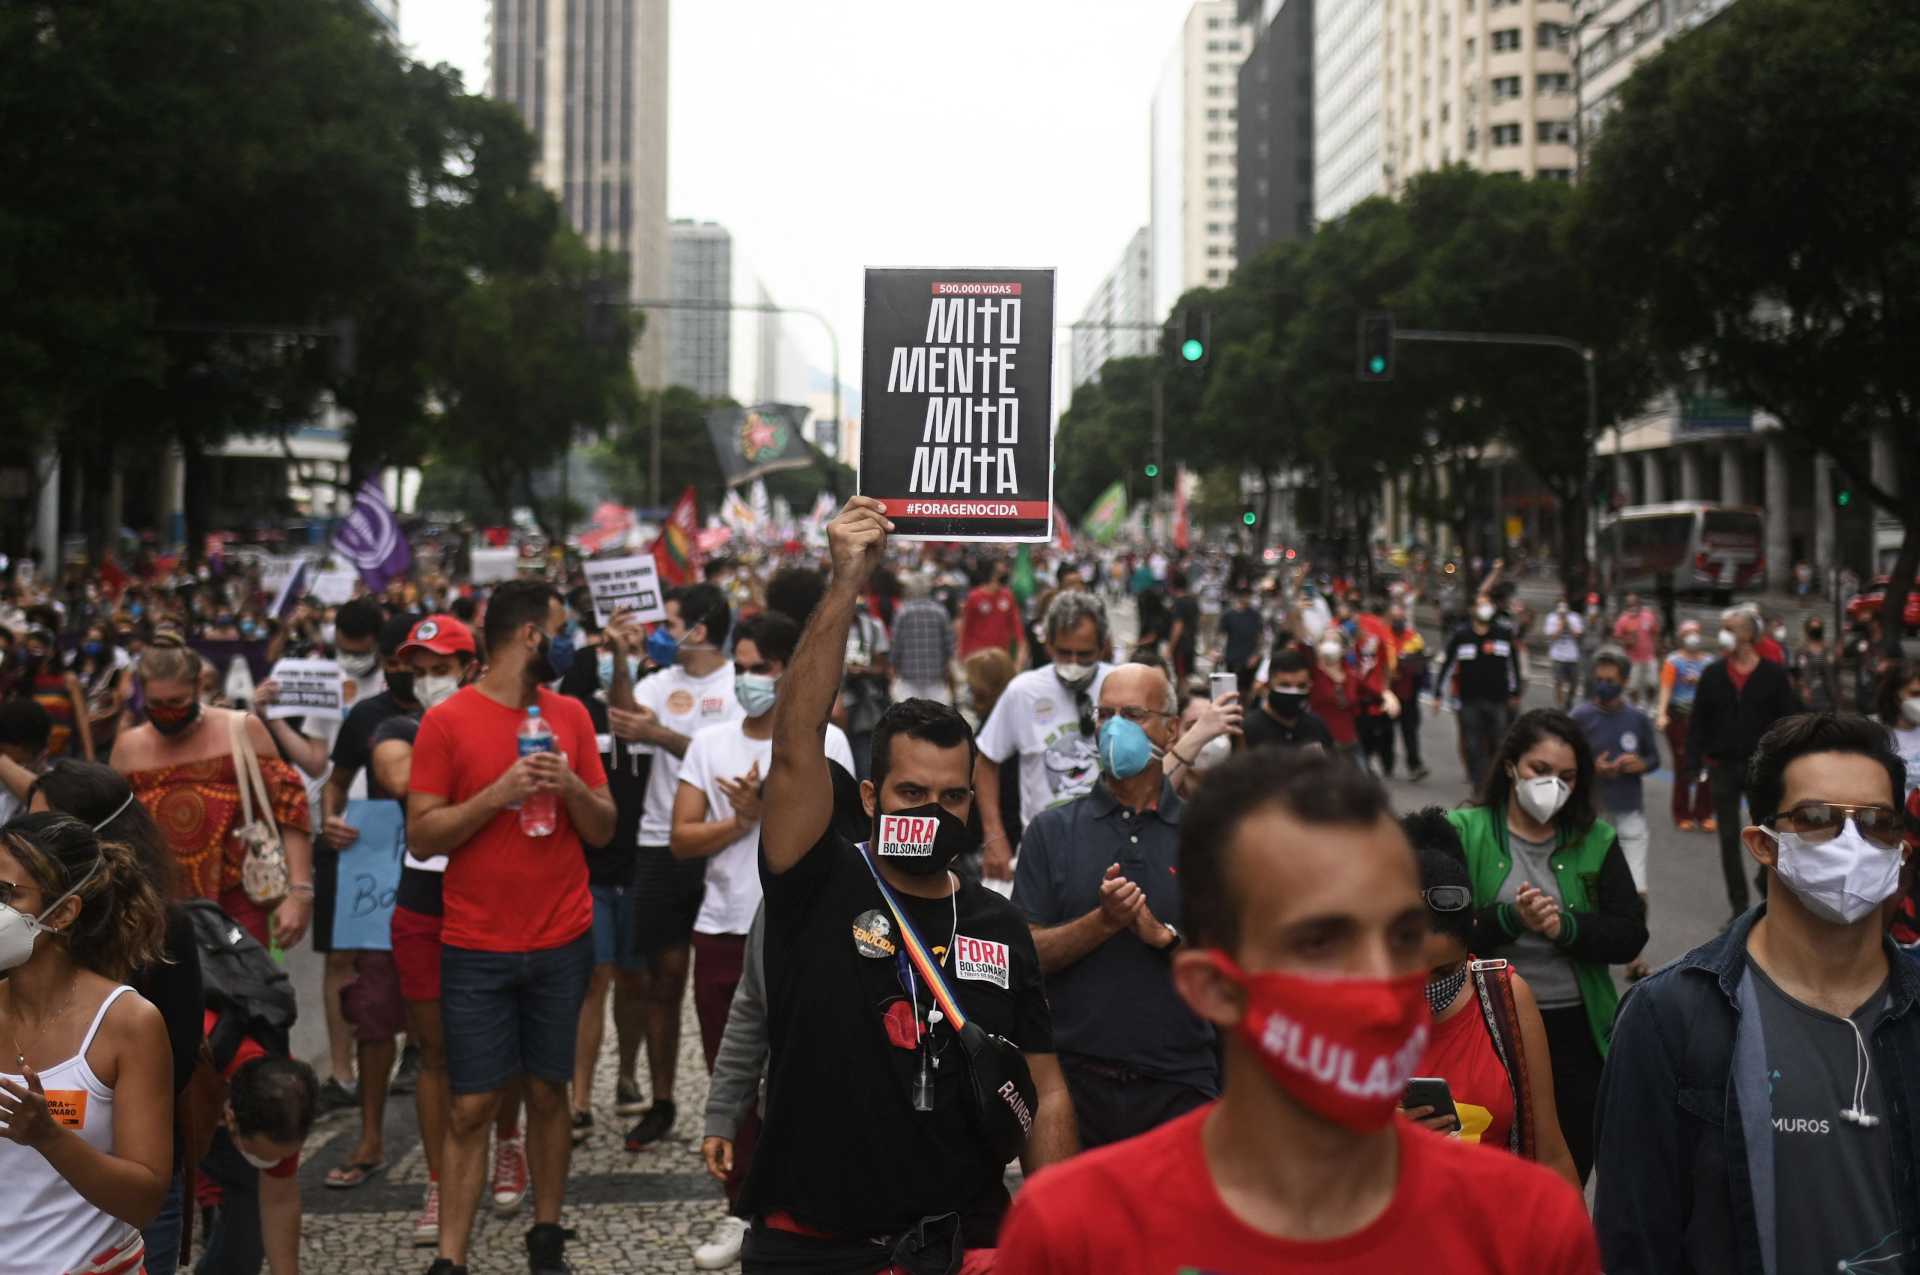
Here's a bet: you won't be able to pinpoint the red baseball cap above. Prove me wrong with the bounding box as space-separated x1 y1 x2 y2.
398 614 476 659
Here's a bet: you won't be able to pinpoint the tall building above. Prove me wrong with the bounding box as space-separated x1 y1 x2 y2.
1314 0 1387 221
1236 0 1315 263
1575 0 1739 144
1383 0 1577 191
667 221 731 398
489 0 671 387
1150 2 1252 320
1070 227 1155 389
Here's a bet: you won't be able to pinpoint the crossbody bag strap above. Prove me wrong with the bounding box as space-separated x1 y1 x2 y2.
856 846 971 1034
230 711 279 842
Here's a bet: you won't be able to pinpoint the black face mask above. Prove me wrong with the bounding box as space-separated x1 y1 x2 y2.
1269 687 1309 718
872 803 977 877
529 634 558 685
385 670 416 704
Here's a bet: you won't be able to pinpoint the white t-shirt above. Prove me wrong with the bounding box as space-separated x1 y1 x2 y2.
634 663 741 844
977 663 1113 826
1543 611 1585 664
681 720 855 936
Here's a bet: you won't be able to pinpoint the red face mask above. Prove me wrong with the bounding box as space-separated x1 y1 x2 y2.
1208 952 1431 1132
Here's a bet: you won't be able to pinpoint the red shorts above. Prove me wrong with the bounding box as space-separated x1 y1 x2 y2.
391 905 444 1003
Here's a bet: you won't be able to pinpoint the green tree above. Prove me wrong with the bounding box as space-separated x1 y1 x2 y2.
1578 0 1920 640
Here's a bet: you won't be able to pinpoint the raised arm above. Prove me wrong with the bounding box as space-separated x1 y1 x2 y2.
763 497 891 875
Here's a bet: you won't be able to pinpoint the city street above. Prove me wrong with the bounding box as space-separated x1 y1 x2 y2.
295 669 1737 1273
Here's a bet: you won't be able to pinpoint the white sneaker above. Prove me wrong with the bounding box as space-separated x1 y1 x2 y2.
412 1180 440 1247
491 1133 529 1216
692 1215 748 1269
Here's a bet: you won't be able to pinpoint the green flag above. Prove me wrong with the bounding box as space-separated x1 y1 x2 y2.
1010 544 1036 605
1083 481 1128 544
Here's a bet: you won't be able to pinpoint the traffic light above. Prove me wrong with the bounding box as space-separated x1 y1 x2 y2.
1242 510 1258 526
1835 485 1853 509
1144 463 1160 479
1357 313 1394 381
1177 307 1211 367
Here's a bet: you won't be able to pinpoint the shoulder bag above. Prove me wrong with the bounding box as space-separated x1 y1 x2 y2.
228 710 290 905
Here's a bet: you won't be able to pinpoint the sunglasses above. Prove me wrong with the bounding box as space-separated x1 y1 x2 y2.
1423 885 1472 912
1764 803 1905 851
1075 690 1095 738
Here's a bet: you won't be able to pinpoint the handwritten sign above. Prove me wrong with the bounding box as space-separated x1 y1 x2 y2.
861 268 1055 542
310 569 358 606
330 800 406 951
583 555 667 628
265 659 344 722
470 546 521 585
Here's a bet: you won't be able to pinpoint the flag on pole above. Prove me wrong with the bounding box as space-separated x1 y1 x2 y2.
1052 509 1075 554
1010 544 1036 606
1083 481 1128 545
651 486 699 586
332 479 412 591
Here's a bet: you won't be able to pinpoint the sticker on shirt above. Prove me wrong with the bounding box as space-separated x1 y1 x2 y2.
43 1089 88 1129
953 934 1010 989
596 733 614 756
1456 646 1477 661
877 812 939 859
852 908 896 958
1620 731 1639 753
666 690 695 716
700 696 728 716
1033 698 1055 719
1490 640 1511 657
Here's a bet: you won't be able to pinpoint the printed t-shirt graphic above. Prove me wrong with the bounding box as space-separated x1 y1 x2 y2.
633 664 740 844
977 664 1113 824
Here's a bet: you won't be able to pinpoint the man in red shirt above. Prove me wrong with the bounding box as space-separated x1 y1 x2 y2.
956 561 1027 665
997 749 1598 1274
407 580 617 1275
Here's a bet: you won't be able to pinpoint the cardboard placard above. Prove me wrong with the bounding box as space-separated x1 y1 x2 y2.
265 658 344 721
310 569 358 605
470 546 521 584
330 799 405 951
860 268 1055 542
583 555 667 628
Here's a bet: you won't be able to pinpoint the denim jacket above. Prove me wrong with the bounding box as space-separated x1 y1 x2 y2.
1592 907 1920 1274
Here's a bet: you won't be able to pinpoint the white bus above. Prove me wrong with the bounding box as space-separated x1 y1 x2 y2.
1600 501 1767 601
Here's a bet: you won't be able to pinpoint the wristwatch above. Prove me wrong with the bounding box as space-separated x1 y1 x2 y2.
1158 923 1183 952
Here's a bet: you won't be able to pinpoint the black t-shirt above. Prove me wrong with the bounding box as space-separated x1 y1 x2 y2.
1243 701 1337 753
572 691 649 887
744 830 1053 1245
1748 959 1897 1273
331 691 413 800
1220 605 1263 668
376 715 444 916
1169 594 1200 659
1135 587 1169 645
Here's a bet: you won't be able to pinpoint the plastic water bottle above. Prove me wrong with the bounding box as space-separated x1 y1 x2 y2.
517 705 558 837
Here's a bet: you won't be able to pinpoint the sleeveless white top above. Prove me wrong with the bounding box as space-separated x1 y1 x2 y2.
0 985 147 1275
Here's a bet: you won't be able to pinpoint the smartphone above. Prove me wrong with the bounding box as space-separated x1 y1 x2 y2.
1403 1076 1459 1128
1209 671 1239 703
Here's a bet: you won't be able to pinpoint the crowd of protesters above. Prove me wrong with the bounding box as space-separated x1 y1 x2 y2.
0 512 1917 1275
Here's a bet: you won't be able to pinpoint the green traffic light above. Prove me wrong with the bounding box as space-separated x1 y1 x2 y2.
1145 463 1160 478
1837 490 1852 507
1242 511 1257 526
1181 338 1205 362
1368 355 1387 375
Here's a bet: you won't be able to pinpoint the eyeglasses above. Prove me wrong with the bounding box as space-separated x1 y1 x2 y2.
1764 803 1905 851
1093 705 1179 727
0 880 23 908
1423 885 1472 913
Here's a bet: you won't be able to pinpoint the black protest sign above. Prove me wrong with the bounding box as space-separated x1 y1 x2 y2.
860 268 1054 542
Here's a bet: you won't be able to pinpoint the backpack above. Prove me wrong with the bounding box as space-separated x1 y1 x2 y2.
184 898 297 1069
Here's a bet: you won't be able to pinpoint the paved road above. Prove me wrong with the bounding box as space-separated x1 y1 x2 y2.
295 661 1736 1272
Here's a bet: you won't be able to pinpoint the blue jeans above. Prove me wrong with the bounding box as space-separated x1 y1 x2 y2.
441 932 594 1094
142 1167 185 1275
590 883 645 972
197 1130 263 1275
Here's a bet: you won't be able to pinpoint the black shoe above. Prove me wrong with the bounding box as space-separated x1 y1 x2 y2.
527 1222 573 1275
623 1100 676 1153
317 1078 358 1119
391 1044 421 1095
425 1261 466 1275
569 1111 593 1144
613 1079 646 1117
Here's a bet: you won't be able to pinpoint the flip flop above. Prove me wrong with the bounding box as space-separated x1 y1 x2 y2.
324 1160 387 1190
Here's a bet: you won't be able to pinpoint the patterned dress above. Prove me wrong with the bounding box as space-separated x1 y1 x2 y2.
125 752 309 944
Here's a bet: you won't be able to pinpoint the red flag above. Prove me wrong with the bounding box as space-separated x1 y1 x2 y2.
99 555 130 597
651 486 699 586
1173 468 1190 551
1052 508 1075 554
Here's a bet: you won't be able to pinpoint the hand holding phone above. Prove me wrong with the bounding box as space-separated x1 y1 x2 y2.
1209 671 1239 703
1402 1076 1460 1134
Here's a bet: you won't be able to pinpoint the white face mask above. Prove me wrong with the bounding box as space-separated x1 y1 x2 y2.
1717 629 1739 652
1513 773 1572 824
1762 819 1905 926
1194 734 1232 771
319 623 337 646
1318 642 1344 663
337 649 379 679
417 673 462 710
1901 697 1920 727
1475 604 1496 623
232 1132 284 1171
0 856 101 974
1054 661 1095 690
1683 633 1702 650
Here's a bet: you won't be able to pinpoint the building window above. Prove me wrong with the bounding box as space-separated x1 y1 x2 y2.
1208 108 1223 120
1464 36 1476 59
1537 119 1572 144
1207 245 1224 258
1208 16 1223 28
1491 28 1521 52
1492 75 1522 100
1537 23 1564 49
1208 268 1225 282
1538 168 1574 181
1466 126 1479 150
1538 72 1571 95
1491 123 1522 146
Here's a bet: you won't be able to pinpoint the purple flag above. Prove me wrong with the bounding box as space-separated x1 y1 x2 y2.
332 480 411 591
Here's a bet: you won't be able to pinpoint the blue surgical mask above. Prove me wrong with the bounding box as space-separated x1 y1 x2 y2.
735 672 779 717
1593 680 1623 703
546 629 577 680
597 651 641 688
646 627 680 667
1096 715 1160 781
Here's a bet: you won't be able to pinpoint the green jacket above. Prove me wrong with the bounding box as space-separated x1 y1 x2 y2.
1445 804 1650 1056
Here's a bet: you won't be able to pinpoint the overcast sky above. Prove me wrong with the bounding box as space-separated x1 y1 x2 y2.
400 0 1205 414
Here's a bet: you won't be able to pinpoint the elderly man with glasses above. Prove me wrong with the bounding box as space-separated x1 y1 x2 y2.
1010 663 1220 1147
